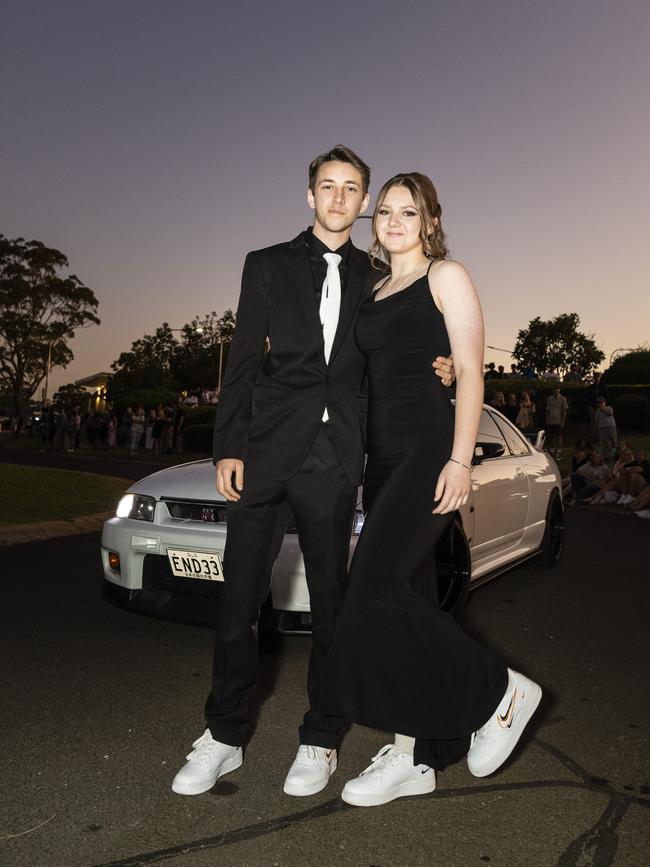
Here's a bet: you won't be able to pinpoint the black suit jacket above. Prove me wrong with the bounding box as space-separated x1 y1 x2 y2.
213 233 378 484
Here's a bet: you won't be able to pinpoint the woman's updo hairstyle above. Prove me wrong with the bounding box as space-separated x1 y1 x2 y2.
369 172 448 269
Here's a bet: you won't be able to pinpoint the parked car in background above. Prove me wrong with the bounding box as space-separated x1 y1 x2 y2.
101 405 564 632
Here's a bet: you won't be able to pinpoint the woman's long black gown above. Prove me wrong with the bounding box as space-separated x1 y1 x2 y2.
321 270 508 770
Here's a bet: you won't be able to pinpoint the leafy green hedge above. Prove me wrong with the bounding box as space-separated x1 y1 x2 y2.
611 394 649 429
183 405 217 426
182 424 213 455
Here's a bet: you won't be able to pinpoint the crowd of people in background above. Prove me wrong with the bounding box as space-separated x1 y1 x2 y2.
482 365 647 517
485 366 620 460
5 374 646 521
482 364 649 518
29 400 188 456
483 361 584 383
484 364 565 450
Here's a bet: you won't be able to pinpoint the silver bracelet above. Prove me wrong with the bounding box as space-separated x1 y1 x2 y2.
449 457 472 471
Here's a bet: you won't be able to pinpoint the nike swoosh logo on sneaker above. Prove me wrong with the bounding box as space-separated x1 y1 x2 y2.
497 688 517 729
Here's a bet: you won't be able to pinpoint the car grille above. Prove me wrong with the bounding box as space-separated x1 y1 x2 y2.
162 499 227 524
143 554 222 597
160 501 359 536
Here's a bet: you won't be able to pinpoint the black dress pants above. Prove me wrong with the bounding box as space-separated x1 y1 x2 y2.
204 424 357 748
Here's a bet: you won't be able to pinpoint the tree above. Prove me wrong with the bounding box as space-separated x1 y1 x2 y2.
604 348 650 385
0 235 100 417
53 382 89 409
108 323 179 400
107 310 236 405
171 310 235 391
512 313 604 377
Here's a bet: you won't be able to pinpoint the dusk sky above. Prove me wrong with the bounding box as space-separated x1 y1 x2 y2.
2 0 648 394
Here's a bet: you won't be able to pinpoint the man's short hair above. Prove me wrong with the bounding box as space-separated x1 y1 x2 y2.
308 144 371 195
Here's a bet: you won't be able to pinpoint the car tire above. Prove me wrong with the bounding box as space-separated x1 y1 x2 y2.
537 490 565 568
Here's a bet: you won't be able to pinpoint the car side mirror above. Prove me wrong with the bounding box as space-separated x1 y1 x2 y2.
473 441 506 464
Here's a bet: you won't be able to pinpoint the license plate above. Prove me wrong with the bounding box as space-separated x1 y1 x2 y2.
167 549 224 581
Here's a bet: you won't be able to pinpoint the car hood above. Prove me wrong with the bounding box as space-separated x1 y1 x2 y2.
128 459 225 503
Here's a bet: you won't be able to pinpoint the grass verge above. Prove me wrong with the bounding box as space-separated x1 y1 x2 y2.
0 465 129 526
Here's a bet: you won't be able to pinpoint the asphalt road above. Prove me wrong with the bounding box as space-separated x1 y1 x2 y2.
1 510 649 867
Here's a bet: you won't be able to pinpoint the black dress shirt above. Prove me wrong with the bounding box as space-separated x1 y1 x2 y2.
302 227 351 305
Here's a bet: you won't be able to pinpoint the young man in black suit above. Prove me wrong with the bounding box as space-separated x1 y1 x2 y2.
173 145 453 798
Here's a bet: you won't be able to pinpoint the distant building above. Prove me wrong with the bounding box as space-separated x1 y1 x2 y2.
75 372 111 412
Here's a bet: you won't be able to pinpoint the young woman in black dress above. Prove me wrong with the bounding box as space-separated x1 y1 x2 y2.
321 173 541 807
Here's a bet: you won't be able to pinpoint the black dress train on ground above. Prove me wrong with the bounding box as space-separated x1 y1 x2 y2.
320 267 508 770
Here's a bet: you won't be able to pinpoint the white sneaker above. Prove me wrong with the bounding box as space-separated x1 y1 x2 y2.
602 491 619 503
283 745 337 796
634 509 650 519
172 729 243 795
341 745 436 807
467 669 542 778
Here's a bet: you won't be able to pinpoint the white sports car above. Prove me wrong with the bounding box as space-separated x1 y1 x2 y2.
101 405 564 630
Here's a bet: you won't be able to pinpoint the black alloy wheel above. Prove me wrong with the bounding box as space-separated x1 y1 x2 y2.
434 519 471 616
537 491 565 567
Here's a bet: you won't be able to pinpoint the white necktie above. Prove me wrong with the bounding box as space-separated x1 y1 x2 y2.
320 252 342 363
319 252 342 421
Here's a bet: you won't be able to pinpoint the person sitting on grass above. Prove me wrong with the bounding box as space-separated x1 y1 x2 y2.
571 438 593 472
590 449 647 506
625 483 650 519
568 451 611 504
585 449 630 504
616 450 650 506
600 436 617 467
614 439 628 458
562 438 592 500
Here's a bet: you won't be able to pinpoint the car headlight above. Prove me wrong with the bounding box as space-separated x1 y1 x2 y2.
116 493 156 522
